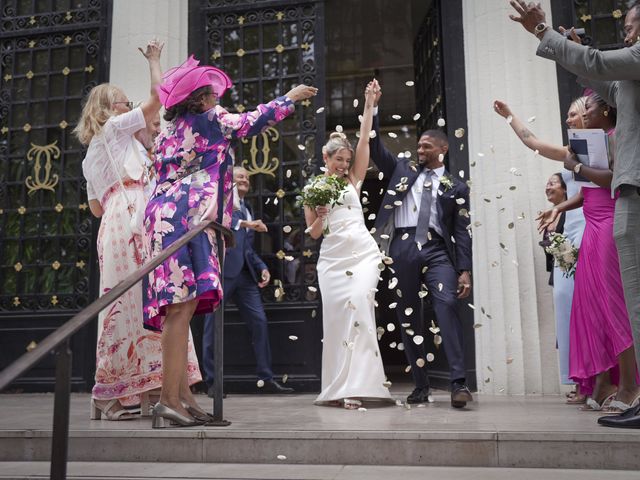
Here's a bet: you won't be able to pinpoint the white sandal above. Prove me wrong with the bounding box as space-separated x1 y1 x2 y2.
90 399 136 420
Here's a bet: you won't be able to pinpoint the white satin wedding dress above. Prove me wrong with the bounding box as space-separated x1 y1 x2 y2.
315 182 393 404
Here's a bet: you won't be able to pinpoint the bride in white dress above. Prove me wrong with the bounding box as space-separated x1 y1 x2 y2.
305 82 393 409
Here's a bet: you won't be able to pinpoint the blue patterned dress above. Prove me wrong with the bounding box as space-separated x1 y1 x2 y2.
143 97 295 331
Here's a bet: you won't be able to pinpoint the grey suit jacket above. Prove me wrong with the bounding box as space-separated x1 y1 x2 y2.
536 30 640 191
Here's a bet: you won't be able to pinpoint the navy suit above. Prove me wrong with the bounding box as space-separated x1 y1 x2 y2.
370 115 472 388
202 202 274 385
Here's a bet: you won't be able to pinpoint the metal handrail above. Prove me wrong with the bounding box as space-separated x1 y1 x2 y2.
0 219 234 480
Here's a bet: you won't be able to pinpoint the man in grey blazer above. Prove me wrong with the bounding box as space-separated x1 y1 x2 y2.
510 0 640 428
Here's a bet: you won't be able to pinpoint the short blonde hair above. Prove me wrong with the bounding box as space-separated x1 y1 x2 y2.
73 83 124 145
322 132 353 157
568 96 587 128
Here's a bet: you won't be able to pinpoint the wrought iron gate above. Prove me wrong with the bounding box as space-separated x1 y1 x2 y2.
0 0 111 391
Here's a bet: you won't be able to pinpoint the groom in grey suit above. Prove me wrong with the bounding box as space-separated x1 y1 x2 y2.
510 0 640 428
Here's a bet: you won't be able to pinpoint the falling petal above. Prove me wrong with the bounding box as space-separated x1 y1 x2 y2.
336 125 343 133
406 80 415 87
416 358 426 367
459 170 465 178
413 113 421 121
438 153 445 163
257 379 265 388
388 132 398 138
358 407 367 412
404 307 413 316
289 335 298 341
404 365 412 373
353 99 359 108
388 277 398 289
413 335 424 345
468 303 476 310
527 115 536 123
389 302 397 309
297 144 306 150
397 343 405 351
437 283 443 291
401 233 409 240
454 128 465 138
392 114 402 120
283 225 292 233
437 118 446 127
282 374 288 383
433 335 442 346
308 286 317 292
390 341 397 348
378 171 384 181
455 198 466 205
316 107 325 114
369 130 377 138
387 322 396 332
286 169 292 178
426 353 435 362
277 454 287 460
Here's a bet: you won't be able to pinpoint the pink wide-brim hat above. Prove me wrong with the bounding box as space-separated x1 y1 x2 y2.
157 55 232 109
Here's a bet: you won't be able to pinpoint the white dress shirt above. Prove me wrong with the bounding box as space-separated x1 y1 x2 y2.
394 165 445 237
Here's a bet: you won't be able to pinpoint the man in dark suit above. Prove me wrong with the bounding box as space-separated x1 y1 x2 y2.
369 84 473 408
202 166 293 396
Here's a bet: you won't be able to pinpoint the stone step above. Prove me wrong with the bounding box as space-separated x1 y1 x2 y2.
1 462 640 480
1 393 639 471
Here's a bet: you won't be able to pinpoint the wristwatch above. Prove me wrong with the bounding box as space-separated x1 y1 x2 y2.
573 163 582 174
534 22 549 38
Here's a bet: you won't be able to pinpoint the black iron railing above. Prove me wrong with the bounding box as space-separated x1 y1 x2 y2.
0 219 234 480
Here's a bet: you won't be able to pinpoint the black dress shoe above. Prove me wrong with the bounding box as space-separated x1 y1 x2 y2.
407 387 430 404
206 384 227 399
260 379 294 394
451 382 473 408
598 404 640 428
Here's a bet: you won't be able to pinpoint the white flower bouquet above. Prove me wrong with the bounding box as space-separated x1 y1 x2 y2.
545 232 579 278
297 174 349 234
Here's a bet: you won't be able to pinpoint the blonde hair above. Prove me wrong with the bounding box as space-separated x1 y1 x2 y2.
322 132 354 157
568 96 587 129
73 84 124 145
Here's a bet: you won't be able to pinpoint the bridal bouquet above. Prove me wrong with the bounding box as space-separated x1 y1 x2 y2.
545 232 579 277
297 174 349 234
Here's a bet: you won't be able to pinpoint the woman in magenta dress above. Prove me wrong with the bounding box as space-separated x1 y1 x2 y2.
143 55 318 427
538 93 640 412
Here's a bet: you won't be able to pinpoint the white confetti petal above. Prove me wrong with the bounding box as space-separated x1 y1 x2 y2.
316 107 325 114
389 302 397 309
437 118 446 127
369 130 377 139
416 358 426 367
404 307 413 316
353 99 359 108
405 80 415 87
277 454 287 460
335 125 343 133
392 114 402 120
438 153 445 163
454 128 465 138
297 144 306 150
387 322 396 332
288 335 298 341
455 198 465 205
413 113 421 121
308 286 317 292
527 115 536 123
283 225 292 233
413 335 424 345
388 132 398 138
426 353 435 362
257 379 265 388
397 343 405 351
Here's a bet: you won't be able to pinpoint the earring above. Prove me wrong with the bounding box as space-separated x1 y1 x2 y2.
603 110 609 117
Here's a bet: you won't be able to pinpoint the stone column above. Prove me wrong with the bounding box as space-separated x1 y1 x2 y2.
462 0 565 394
109 0 190 102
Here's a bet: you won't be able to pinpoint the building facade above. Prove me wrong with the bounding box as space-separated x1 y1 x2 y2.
0 0 630 395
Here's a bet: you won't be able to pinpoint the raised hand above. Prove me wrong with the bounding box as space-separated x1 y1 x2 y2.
508 1 546 35
559 26 582 44
372 78 382 107
364 81 376 107
285 84 319 102
493 100 513 119
138 38 164 61
536 208 560 234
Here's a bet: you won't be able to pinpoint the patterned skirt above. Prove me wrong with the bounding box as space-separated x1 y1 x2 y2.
93 182 201 404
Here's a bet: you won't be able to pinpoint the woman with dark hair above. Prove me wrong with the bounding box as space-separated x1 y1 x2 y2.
494 97 587 404
540 173 568 284
144 55 317 427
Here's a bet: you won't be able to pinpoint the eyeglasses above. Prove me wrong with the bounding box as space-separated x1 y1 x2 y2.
114 101 134 110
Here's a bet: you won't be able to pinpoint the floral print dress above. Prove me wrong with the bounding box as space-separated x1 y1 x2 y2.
143 96 294 331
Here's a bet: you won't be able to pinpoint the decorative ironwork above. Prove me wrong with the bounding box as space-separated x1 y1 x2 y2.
241 126 280 177
413 1 445 135
571 0 632 49
0 0 111 312
25 141 61 195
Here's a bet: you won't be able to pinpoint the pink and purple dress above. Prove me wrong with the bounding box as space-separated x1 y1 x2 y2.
143 97 294 331
569 186 634 394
